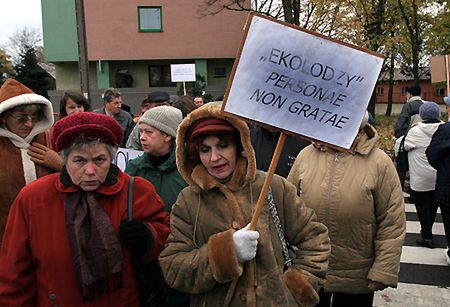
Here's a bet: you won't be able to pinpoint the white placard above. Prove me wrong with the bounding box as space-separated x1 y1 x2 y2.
224 14 384 149
170 64 196 82
113 148 144 171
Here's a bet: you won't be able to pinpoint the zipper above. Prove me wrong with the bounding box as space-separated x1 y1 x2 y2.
325 152 339 228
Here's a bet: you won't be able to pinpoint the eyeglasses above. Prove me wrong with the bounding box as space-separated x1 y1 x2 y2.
8 113 41 123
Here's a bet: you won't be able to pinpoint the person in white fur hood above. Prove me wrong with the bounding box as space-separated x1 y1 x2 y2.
0 79 60 242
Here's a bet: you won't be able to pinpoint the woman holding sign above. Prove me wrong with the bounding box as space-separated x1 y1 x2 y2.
159 101 330 306
287 112 406 307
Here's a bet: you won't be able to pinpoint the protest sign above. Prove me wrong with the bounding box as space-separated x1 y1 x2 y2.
170 64 196 82
112 148 144 171
223 13 384 149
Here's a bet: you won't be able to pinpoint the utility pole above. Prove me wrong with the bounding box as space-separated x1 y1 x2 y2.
74 0 91 101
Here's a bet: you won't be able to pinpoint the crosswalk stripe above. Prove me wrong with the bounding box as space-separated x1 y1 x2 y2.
401 246 448 266
406 220 446 236
374 282 450 306
405 202 441 214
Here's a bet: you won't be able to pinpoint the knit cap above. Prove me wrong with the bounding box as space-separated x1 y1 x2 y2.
52 112 123 152
139 106 182 138
419 101 440 121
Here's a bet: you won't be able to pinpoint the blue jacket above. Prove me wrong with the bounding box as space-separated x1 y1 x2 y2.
426 122 450 204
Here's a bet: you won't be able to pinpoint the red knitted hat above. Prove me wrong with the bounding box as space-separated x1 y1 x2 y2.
187 118 236 145
52 112 123 152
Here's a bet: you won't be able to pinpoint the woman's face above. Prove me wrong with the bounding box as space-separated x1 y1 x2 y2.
199 135 237 182
65 98 85 116
65 143 111 191
3 108 41 138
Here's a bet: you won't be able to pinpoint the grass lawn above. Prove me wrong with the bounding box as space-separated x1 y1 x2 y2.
374 114 398 158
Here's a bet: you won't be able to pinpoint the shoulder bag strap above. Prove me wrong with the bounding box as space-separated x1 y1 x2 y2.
266 188 294 269
399 128 409 152
127 176 135 221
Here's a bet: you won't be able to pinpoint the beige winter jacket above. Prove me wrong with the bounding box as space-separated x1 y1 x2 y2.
287 125 406 294
159 101 331 306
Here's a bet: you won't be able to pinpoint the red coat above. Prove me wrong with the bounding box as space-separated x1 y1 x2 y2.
0 170 170 307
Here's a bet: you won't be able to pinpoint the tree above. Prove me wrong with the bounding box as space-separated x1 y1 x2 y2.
0 48 15 84
396 0 424 85
422 2 450 56
3 27 42 66
178 73 207 98
14 45 49 98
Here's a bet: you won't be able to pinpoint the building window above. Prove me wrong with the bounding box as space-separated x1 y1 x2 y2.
436 88 445 96
401 86 408 94
149 65 175 87
214 67 226 78
376 86 384 95
138 7 162 32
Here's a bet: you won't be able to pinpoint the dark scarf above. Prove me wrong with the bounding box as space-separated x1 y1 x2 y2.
61 165 123 302
148 152 170 168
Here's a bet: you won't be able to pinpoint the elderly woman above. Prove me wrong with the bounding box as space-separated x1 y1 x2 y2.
0 79 60 241
159 101 330 306
402 102 444 248
0 112 170 306
287 113 406 307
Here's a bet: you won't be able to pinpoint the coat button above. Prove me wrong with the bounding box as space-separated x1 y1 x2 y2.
232 221 240 230
239 292 247 302
49 293 56 300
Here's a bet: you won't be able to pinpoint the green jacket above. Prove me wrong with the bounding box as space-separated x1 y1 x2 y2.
125 147 187 212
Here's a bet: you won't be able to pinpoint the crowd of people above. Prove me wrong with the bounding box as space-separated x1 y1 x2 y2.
0 78 448 306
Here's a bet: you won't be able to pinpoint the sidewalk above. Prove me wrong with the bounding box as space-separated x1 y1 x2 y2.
374 283 450 307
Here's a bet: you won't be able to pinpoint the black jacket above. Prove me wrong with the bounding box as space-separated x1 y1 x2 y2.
250 126 310 178
426 122 450 204
394 98 423 138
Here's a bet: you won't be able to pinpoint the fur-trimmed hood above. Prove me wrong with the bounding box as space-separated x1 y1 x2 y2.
0 79 53 146
176 101 256 192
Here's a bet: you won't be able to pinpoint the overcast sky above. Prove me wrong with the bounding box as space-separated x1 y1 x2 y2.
0 0 43 45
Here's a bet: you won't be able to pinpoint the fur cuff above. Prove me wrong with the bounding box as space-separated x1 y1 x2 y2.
283 268 319 307
208 229 243 283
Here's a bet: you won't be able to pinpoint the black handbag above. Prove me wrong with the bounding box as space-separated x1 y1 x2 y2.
395 132 409 172
127 176 169 307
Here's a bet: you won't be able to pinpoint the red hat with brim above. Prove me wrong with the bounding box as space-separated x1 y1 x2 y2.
52 112 123 152
187 118 236 145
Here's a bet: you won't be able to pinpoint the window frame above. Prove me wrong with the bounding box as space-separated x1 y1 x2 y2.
148 65 176 87
376 86 384 95
214 67 227 78
138 6 163 33
436 88 445 97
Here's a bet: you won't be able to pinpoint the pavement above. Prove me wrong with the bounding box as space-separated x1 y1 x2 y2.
373 194 450 306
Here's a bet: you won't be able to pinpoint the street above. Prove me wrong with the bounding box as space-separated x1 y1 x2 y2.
374 196 450 306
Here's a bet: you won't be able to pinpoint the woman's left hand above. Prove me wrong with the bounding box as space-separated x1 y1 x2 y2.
368 280 387 292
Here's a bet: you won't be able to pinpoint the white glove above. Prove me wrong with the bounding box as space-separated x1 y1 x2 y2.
233 224 259 263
